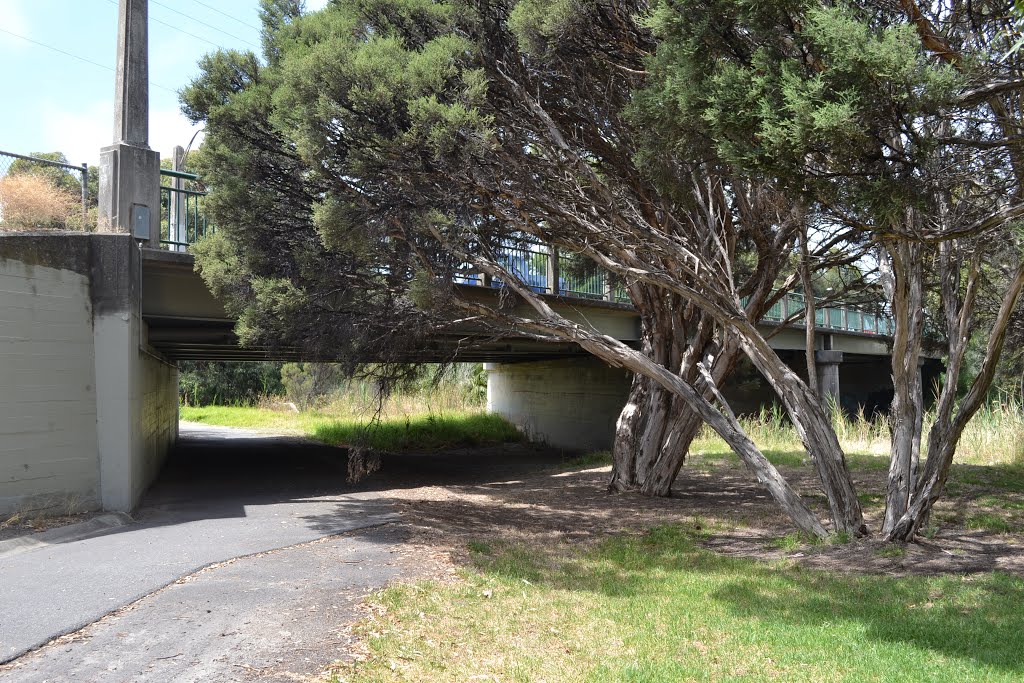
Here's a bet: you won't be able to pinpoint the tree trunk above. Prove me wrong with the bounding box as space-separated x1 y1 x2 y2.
798 227 818 400
609 286 742 498
609 371 646 492
451 233 831 538
886 260 1024 541
883 241 925 535
640 409 704 496
571 328 829 538
736 329 867 536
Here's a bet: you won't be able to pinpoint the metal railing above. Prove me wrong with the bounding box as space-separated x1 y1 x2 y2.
160 168 212 250
456 238 894 336
0 150 90 232
758 291 893 336
458 242 632 304
146 180 895 336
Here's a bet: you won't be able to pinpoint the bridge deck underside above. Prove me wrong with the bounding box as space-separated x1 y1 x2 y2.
141 250 901 363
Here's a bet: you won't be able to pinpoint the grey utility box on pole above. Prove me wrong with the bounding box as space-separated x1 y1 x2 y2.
98 0 160 247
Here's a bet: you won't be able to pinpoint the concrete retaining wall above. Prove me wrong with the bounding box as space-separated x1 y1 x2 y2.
0 253 101 514
137 348 178 502
0 234 178 515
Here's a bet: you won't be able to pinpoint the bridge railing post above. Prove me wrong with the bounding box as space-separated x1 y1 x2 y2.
169 146 186 251
546 245 560 296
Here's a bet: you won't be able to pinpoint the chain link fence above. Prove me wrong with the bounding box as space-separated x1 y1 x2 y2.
0 150 93 233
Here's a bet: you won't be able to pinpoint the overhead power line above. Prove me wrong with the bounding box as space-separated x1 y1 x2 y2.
0 26 177 94
149 0 262 50
99 0 260 53
187 0 262 32
100 0 239 51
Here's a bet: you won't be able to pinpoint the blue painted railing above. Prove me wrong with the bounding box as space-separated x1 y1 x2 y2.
157 189 892 336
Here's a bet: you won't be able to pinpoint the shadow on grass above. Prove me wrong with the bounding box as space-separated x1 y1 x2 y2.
466 524 1024 674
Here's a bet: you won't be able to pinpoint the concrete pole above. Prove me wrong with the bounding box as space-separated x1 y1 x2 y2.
98 0 161 246
546 245 560 296
113 0 149 147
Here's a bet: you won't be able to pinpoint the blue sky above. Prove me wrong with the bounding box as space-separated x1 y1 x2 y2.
0 0 328 166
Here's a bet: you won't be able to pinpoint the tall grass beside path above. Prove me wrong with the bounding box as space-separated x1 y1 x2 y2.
179 405 522 452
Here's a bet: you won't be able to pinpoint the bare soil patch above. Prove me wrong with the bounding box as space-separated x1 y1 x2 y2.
0 510 95 543
364 446 1024 578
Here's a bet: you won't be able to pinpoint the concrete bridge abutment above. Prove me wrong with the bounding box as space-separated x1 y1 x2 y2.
0 234 179 516
485 349 915 452
485 358 632 451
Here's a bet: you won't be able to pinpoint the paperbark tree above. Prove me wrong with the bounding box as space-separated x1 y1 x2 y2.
649 0 1024 540
183 0 882 535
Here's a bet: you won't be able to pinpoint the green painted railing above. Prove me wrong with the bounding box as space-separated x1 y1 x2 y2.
160 169 212 250
458 240 893 336
756 291 893 336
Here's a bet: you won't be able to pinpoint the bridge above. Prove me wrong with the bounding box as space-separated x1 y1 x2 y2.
0 220 929 519
0 0 936 519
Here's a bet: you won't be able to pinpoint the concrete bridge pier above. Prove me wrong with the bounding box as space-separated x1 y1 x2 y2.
815 350 843 404
485 359 631 451
0 235 179 516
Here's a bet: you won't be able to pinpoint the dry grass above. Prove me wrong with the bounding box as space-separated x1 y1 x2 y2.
267 380 484 421
692 401 1024 468
0 174 82 232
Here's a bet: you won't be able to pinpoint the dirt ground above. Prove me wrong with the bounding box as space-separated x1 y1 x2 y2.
4 441 1020 683
365 444 1024 579
0 510 93 542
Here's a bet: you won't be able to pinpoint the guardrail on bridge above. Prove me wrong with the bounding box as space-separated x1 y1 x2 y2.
147 177 892 336
160 168 212 250
0 149 90 232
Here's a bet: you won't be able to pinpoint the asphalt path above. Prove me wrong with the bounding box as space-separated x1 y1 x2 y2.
1 525 411 682
0 423 399 666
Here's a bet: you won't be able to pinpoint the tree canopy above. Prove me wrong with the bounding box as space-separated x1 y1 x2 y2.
183 0 1024 541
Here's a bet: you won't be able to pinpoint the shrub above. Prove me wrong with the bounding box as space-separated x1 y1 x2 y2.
281 362 346 409
179 361 284 406
0 174 81 231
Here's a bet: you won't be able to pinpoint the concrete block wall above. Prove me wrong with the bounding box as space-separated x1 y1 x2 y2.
0 235 179 516
486 358 631 451
0 254 101 514
136 347 178 503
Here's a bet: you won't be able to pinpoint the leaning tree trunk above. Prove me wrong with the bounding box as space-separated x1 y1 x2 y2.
736 325 868 536
447 237 831 537
569 325 830 538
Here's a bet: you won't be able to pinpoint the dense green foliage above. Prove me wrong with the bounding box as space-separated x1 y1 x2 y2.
180 404 520 451
178 361 284 406
181 0 1024 537
314 412 521 451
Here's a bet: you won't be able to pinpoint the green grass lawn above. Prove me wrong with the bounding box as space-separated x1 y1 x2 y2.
185 402 1024 682
179 405 521 451
339 524 1024 682
180 405 312 432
